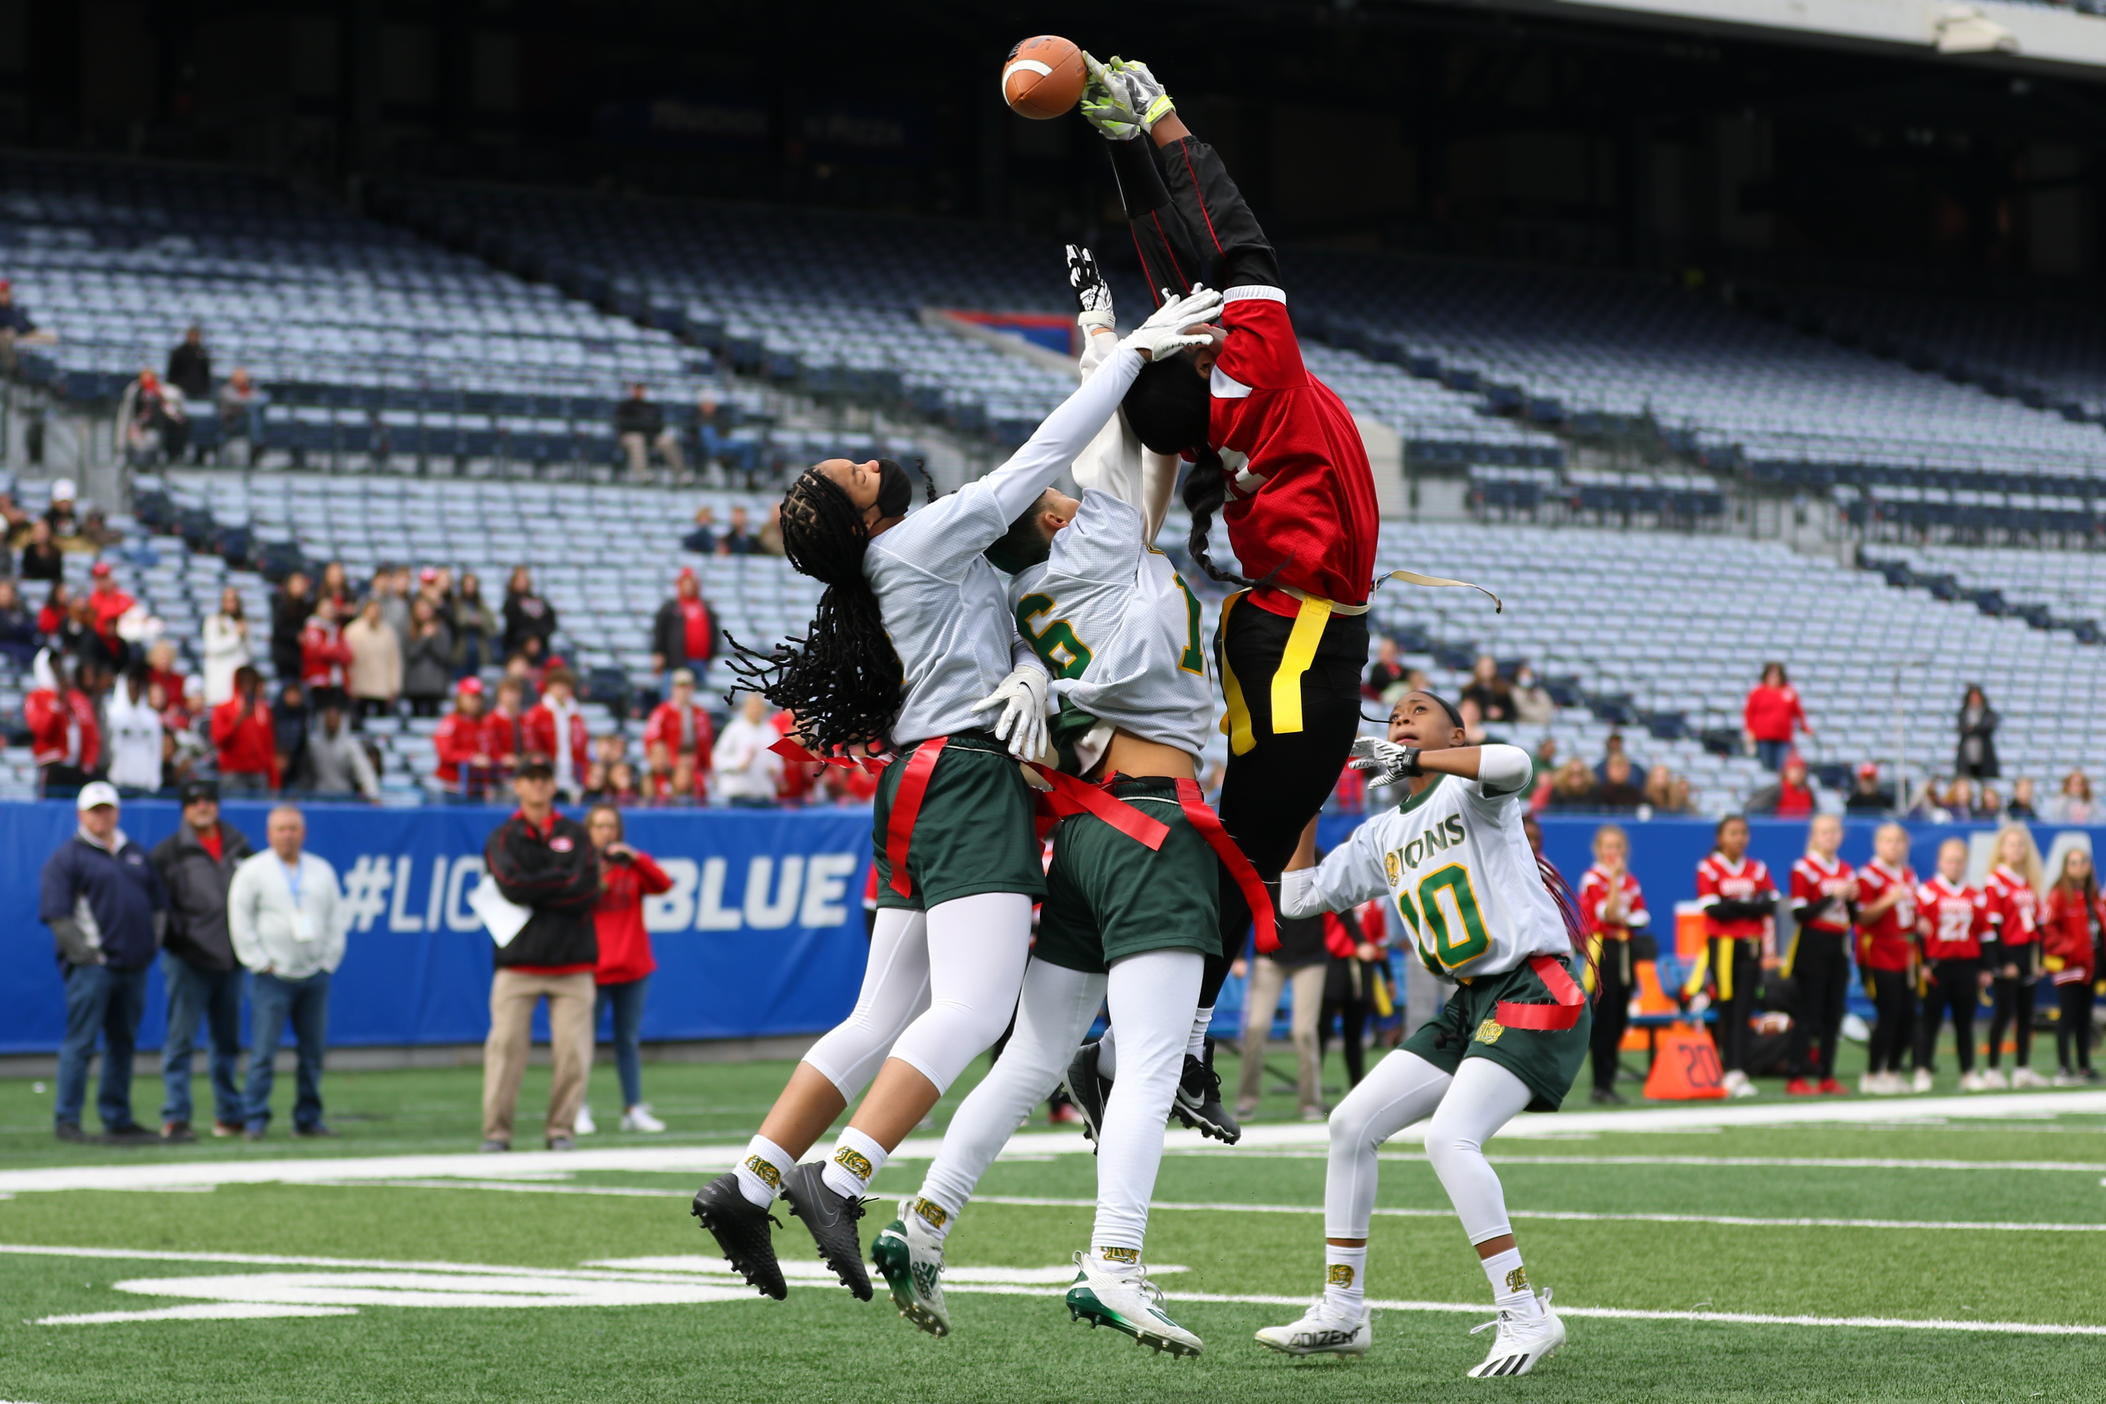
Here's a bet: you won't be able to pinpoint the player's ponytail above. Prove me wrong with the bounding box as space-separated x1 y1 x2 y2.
1182 449 1254 589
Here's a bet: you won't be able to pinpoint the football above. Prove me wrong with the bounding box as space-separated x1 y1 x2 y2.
1001 35 1086 120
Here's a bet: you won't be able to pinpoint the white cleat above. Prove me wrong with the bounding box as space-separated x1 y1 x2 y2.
1977 1068 2008 1090
2011 1067 2050 1090
1911 1068 1934 1093
573 1104 597 1136
620 1105 667 1133
872 1199 951 1338
1254 1298 1372 1357
1466 1290 1566 1379
1722 1070 1757 1099
1065 1250 1202 1357
1959 1071 1988 1092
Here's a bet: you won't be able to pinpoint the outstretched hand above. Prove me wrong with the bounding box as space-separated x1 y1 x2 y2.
1117 284 1223 361
1067 244 1113 328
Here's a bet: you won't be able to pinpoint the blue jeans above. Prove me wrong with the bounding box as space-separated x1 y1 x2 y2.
596 978 649 1109
1755 739 1790 772
247 970 331 1130
55 963 148 1130
162 956 246 1126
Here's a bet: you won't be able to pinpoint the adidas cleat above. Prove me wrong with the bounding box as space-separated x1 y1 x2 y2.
1064 1250 1203 1358
1466 1290 1565 1378
781 1162 873 1300
1171 1051 1240 1144
1254 1299 1372 1357
691 1172 785 1301
872 1198 950 1338
1062 1040 1111 1149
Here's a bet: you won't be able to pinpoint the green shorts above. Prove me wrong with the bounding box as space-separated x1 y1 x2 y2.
1401 957 1592 1112
1034 777 1220 976
872 731 1046 912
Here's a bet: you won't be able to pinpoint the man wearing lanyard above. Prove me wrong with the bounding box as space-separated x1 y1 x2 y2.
228 806 347 1139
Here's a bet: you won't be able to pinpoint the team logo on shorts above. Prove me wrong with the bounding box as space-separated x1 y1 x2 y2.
832 1148 874 1181
912 1197 949 1229
1326 1264 1355 1287
1505 1265 1530 1294
744 1155 781 1189
1099 1246 1140 1264
1474 1018 1506 1045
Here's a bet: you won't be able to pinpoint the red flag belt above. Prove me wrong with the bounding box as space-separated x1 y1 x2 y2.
1175 777 1278 955
1495 954 1587 1031
883 737 945 899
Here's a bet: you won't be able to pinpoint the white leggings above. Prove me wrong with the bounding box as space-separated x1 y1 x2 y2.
922 948 1202 1251
802 907 931 1101
1324 1050 1534 1244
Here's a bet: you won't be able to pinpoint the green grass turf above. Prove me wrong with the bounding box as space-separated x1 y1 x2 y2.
2 1046 2103 1403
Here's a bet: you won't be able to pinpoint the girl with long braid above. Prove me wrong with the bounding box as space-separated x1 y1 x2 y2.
690 283 1222 1304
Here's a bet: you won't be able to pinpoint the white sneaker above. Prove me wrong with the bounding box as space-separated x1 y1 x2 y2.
2054 1071 2082 1087
2011 1067 2050 1089
1977 1067 2008 1090
1722 1070 1757 1099
1254 1298 1372 1357
1875 1072 1907 1095
619 1105 667 1133
573 1104 597 1136
1065 1250 1203 1357
1960 1071 1987 1092
1467 1290 1566 1378
1911 1068 1934 1093
872 1198 950 1337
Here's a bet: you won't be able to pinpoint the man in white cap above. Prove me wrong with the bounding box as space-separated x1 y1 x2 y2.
44 478 80 538
38 781 167 1143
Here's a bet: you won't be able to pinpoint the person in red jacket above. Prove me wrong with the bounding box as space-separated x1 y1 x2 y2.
299 598 354 712
433 678 492 799
523 666 590 801
481 677 528 787
1853 823 1918 1094
643 668 715 804
85 562 134 656
1742 662 1811 773
1912 836 1995 1092
1785 814 1855 1097
26 650 102 793
1580 824 1650 1104
576 804 674 1134
2042 848 2102 1084
208 665 278 794
1687 814 1779 1097
1980 825 2049 1089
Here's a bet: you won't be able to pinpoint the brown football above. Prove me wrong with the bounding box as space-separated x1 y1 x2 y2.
1002 35 1086 120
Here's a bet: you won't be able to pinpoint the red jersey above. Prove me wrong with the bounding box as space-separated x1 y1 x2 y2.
1981 865 2041 948
299 618 353 689
2042 886 2103 985
645 702 716 762
208 697 278 787
523 699 591 779
593 850 672 985
1915 876 1990 961
1697 853 1777 941
1742 683 1806 742
1853 860 1918 972
483 709 526 770
88 584 134 643
1790 854 1856 934
1579 864 1649 941
1208 287 1378 614
433 708 486 785
26 687 101 769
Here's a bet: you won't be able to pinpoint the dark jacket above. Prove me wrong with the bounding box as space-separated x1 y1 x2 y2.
270 589 310 680
167 340 212 400
1955 704 2000 780
484 810 599 969
614 397 664 437
651 597 718 667
40 828 167 970
151 821 255 972
501 591 557 659
20 540 62 582
403 621 456 700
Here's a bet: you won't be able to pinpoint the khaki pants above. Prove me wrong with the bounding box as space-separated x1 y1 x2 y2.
481 969 595 1145
620 429 685 476
1236 957 1327 1114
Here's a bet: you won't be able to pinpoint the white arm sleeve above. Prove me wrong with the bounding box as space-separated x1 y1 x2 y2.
1070 328 1178 545
1471 743 1533 798
1279 822 1389 919
978 344 1145 523
1009 631 1049 677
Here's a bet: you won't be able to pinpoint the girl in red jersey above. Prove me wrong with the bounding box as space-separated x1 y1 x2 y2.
1785 813 1854 1096
1980 824 2048 1089
1579 824 1650 1104
1686 815 1779 1098
1912 836 1996 1092
1852 823 1918 1094
2042 849 2102 1084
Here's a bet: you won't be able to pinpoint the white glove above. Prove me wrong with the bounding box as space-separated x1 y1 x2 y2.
1117 285 1224 362
970 664 1050 762
1067 244 1113 330
1348 735 1422 787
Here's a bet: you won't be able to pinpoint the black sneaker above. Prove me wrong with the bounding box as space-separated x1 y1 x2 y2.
161 1120 197 1143
781 1162 873 1300
692 1171 786 1300
1062 1040 1111 1150
1589 1088 1626 1105
103 1123 160 1145
54 1122 92 1143
1170 1050 1240 1145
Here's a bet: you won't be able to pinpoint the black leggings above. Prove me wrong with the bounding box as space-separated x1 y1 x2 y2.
1202 599 1368 1010
1916 958 1982 1074
1866 967 1915 1075
1986 945 2038 1070
1706 938 1762 1075
2055 982 2094 1073
1318 992 1371 1087
1589 939 1635 1093
1786 929 1850 1081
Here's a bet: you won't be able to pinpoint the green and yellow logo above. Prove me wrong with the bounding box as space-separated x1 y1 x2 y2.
912 1197 948 1229
1099 1246 1140 1264
1474 1018 1506 1045
1504 1265 1530 1294
744 1155 781 1189
1326 1264 1355 1287
832 1148 874 1181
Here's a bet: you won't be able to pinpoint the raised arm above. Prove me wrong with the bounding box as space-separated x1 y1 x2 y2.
1280 815 1388 919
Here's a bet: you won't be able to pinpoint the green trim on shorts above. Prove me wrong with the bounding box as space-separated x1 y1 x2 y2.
871 730 1046 913
1033 776 1220 976
1400 957 1591 1112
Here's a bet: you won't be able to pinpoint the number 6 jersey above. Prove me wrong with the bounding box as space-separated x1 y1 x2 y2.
1280 745 1570 980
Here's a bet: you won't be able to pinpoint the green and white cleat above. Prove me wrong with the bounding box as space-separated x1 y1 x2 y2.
872 1198 951 1338
1254 1298 1372 1357
1064 1249 1203 1358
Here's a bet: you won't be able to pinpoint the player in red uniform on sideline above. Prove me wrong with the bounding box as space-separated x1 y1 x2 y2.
1685 815 1778 1098
1852 823 1918 1095
1911 836 1996 1092
1979 825 2048 1088
2042 849 2102 1084
1578 824 1649 1104
1785 814 1855 1096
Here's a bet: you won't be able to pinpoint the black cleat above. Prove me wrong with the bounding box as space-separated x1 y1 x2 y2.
1170 1050 1240 1145
692 1172 786 1300
1062 1040 1111 1151
782 1162 873 1300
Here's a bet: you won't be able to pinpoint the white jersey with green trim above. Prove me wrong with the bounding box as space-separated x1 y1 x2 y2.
1280 746 1568 979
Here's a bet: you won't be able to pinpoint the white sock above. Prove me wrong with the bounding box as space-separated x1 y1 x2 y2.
1088 1243 1143 1276
1482 1246 1540 1315
820 1126 888 1199
908 1194 956 1244
1324 1243 1367 1316
1096 1025 1118 1080
734 1134 792 1209
1189 1006 1214 1059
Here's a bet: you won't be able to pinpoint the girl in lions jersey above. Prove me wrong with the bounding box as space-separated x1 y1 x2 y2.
1254 691 1588 1380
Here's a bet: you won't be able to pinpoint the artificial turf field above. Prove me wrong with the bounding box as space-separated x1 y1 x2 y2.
2 1044 2104 1404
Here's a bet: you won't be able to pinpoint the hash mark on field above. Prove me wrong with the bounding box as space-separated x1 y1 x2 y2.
1183 1149 2106 1173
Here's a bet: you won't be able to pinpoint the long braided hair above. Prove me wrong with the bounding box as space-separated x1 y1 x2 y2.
1180 447 1254 589
723 468 906 756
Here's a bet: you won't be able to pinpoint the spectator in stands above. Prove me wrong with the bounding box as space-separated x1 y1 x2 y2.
211 665 279 795
1595 731 1640 783
272 682 308 782
270 571 311 683
615 383 684 478
758 503 785 556
1943 776 1982 820
645 668 715 803
166 325 211 450
59 598 121 688
0 578 35 667
577 804 673 1137
1525 735 1561 806
604 759 643 805
479 758 599 1152
1596 753 1645 811
1845 762 1892 813
144 642 189 715
152 779 253 1141
1456 695 1494 745
298 702 381 801
342 598 402 723
1743 661 1810 772
300 598 354 713
1509 662 1555 724
1363 636 1407 701
2006 777 2039 821
1235 889 1330 1123
0 491 28 548
41 781 164 1143
711 692 783 807
1461 654 1512 723
1749 754 1817 817
105 664 165 794
1643 763 1691 815
315 561 355 617
27 650 100 794
1978 784 2004 816
451 571 497 679
86 561 134 654
201 586 251 707
1954 684 1999 781
401 597 454 718
218 367 264 466
693 394 744 485
501 565 557 663
2050 770 2096 823
681 506 718 555
583 733 625 800
1544 757 1600 811
19 518 61 582
43 479 80 539
483 677 528 785
0 277 56 373
434 678 494 799
228 805 347 1139
717 505 760 557
501 651 539 703
524 666 590 802
650 567 717 692
118 368 187 466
